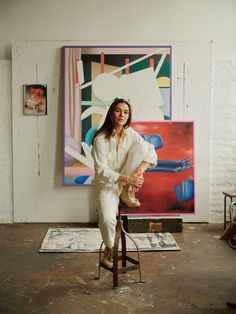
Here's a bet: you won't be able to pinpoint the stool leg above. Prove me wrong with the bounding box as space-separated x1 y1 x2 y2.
121 228 127 269
113 222 121 288
224 195 227 230
95 241 104 280
123 229 144 283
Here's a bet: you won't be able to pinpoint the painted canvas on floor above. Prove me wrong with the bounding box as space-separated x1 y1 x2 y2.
62 45 171 186
39 228 180 252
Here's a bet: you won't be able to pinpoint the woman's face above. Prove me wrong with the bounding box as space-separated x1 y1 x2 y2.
113 102 130 128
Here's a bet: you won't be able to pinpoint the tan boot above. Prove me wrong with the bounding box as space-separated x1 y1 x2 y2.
120 185 140 207
102 247 113 268
130 189 141 206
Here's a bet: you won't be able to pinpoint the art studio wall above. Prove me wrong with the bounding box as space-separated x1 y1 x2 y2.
0 0 236 223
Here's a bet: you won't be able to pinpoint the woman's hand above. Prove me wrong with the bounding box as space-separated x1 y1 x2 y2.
127 174 144 188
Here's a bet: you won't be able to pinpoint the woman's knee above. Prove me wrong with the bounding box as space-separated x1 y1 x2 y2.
98 211 117 227
129 142 148 156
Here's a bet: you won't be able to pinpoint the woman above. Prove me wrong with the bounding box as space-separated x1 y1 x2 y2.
91 98 157 268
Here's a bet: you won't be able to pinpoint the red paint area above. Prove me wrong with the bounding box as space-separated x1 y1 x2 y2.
123 121 194 215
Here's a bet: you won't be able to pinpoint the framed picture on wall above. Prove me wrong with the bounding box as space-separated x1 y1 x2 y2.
23 84 47 116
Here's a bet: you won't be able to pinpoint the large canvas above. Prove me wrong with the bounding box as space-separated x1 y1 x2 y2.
62 45 172 186
62 46 195 214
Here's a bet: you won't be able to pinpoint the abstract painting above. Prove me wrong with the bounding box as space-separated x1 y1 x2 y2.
124 121 195 215
62 45 171 186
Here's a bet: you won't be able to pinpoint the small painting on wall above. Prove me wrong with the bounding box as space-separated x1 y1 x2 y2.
23 84 47 116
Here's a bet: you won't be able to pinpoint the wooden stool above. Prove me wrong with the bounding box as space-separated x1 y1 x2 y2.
97 204 144 288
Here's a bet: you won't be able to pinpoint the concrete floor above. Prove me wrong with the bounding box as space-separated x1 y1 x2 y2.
0 223 235 314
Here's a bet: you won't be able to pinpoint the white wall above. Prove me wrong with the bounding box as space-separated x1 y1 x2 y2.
0 0 236 223
209 61 236 222
11 41 98 222
11 40 212 223
0 61 13 222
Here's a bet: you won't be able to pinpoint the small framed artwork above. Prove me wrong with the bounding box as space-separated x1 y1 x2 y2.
23 84 47 115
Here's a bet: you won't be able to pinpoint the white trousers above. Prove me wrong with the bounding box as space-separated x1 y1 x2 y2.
93 142 149 248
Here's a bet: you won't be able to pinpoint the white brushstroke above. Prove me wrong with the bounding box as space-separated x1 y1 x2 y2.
81 106 106 120
77 60 84 85
65 146 94 169
154 53 167 77
81 142 92 158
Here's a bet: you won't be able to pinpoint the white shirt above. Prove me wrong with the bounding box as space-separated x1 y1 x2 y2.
91 127 157 186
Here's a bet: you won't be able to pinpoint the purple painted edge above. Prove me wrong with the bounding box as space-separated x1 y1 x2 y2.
62 45 172 48
193 120 196 215
170 45 172 120
61 46 66 186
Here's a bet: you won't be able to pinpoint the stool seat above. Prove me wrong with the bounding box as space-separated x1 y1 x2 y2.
96 203 144 288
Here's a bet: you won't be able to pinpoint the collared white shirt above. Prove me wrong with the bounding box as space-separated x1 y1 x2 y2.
91 127 157 186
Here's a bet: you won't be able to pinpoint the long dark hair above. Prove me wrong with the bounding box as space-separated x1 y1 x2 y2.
92 98 132 143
